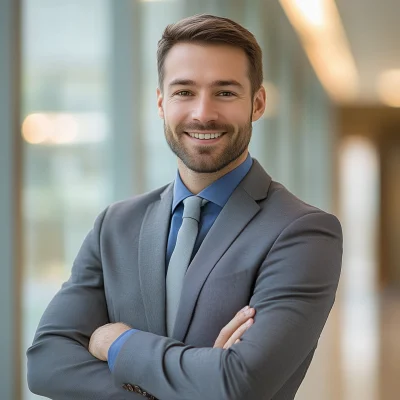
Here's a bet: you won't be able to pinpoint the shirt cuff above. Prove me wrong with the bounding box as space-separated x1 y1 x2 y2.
108 329 137 371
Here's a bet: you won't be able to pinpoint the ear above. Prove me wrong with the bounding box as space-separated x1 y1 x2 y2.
251 86 266 122
157 88 164 119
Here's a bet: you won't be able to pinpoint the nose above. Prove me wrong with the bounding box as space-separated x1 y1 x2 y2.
191 95 218 123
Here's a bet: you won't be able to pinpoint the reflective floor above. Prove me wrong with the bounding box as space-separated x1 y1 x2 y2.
297 289 400 400
379 289 400 400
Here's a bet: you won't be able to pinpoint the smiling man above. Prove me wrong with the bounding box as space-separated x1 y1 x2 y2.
160 43 260 179
27 15 343 400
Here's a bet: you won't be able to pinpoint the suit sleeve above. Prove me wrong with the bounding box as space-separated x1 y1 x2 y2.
26 209 141 400
111 211 343 400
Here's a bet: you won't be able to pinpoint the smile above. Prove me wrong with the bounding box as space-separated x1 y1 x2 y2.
185 132 225 140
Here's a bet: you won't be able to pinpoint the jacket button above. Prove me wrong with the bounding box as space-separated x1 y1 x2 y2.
133 385 143 394
123 383 134 392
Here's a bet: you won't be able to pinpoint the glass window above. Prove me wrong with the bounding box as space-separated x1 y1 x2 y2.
21 1 112 398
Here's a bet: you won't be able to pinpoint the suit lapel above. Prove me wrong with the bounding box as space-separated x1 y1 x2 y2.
172 187 259 341
138 183 173 336
172 159 272 342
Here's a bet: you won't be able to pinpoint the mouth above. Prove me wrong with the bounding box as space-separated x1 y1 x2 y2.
184 131 226 141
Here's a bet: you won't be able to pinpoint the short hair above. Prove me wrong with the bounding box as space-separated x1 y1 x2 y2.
157 14 263 96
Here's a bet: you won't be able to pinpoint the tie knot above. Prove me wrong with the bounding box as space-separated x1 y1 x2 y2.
182 196 207 222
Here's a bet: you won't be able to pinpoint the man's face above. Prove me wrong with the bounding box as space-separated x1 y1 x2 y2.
157 43 265 173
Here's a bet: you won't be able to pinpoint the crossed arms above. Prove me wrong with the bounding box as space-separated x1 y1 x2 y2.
27 210 342 400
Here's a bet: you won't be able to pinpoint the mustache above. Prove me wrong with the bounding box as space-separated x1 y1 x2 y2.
175 122 233 133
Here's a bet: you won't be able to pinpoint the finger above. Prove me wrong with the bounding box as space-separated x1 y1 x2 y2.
235 305 249 317
223 318 253 349
214 308 250 348
213 307 254 348
214 308 255 348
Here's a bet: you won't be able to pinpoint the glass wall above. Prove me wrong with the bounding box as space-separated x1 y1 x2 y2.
20 1 112 398
19 1 336 399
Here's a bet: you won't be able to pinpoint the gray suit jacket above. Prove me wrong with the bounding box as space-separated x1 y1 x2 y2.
27 159 343 400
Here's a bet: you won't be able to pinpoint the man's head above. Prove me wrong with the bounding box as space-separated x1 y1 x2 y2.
156 14 266 174
157 14 263 97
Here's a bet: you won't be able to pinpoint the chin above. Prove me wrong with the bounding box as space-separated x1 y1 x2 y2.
181 154 235 174
187 165 223 174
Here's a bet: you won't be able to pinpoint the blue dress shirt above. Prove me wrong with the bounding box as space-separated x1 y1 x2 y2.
108 154 253 371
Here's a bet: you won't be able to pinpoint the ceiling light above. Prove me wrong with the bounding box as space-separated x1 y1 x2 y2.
22 113 52 144
292 0 327 27
377 69 400 107
280 0 359 103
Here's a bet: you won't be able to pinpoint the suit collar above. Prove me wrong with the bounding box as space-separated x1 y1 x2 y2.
239 158 272 201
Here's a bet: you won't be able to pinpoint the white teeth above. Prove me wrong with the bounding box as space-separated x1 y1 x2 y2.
188 132 223 140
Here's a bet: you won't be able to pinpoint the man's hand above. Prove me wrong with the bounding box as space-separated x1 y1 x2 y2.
89 322 131 361
88 306 254 361
213 306 255 349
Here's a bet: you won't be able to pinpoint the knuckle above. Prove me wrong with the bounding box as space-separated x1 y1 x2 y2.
236 315 245 323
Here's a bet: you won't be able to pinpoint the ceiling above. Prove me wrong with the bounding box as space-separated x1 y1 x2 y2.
335 0 400 105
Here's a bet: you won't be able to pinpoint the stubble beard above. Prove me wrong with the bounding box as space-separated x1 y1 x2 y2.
164 118 253 174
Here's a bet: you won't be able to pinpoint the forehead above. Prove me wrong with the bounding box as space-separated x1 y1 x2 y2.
163 43 250 89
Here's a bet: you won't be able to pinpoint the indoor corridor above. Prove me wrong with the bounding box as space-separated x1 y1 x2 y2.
1 0 399 399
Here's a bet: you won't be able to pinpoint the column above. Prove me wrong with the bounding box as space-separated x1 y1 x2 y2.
0 0 22 398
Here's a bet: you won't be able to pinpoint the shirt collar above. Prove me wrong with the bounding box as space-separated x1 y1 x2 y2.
172 153 253 212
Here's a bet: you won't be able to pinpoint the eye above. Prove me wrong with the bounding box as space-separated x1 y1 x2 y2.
175 90 193 96
217 91 235 97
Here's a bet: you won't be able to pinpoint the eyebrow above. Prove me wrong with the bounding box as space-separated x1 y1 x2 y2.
168 79 245 90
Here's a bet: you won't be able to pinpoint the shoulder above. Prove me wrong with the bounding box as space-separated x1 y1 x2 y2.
239 158 342 234
265 180 325 216
95 183 172 227
263 180 342 238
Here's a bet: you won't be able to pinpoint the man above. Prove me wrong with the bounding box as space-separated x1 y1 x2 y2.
27 14 343 400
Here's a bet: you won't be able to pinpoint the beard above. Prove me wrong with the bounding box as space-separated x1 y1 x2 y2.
164 117 253 174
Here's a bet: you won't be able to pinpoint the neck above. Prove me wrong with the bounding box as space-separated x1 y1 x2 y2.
177 151 248 194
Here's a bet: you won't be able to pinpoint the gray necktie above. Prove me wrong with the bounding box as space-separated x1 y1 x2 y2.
166 196 207 336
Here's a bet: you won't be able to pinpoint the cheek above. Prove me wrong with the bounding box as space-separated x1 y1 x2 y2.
164 104 187 127
222 103 252 121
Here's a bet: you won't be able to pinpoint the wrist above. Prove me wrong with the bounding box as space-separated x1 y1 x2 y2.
104 325 131 360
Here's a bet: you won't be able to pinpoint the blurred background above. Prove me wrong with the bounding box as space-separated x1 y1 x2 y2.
1 0 399 399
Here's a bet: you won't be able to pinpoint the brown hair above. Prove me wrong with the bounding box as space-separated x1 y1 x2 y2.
157 14 263 96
